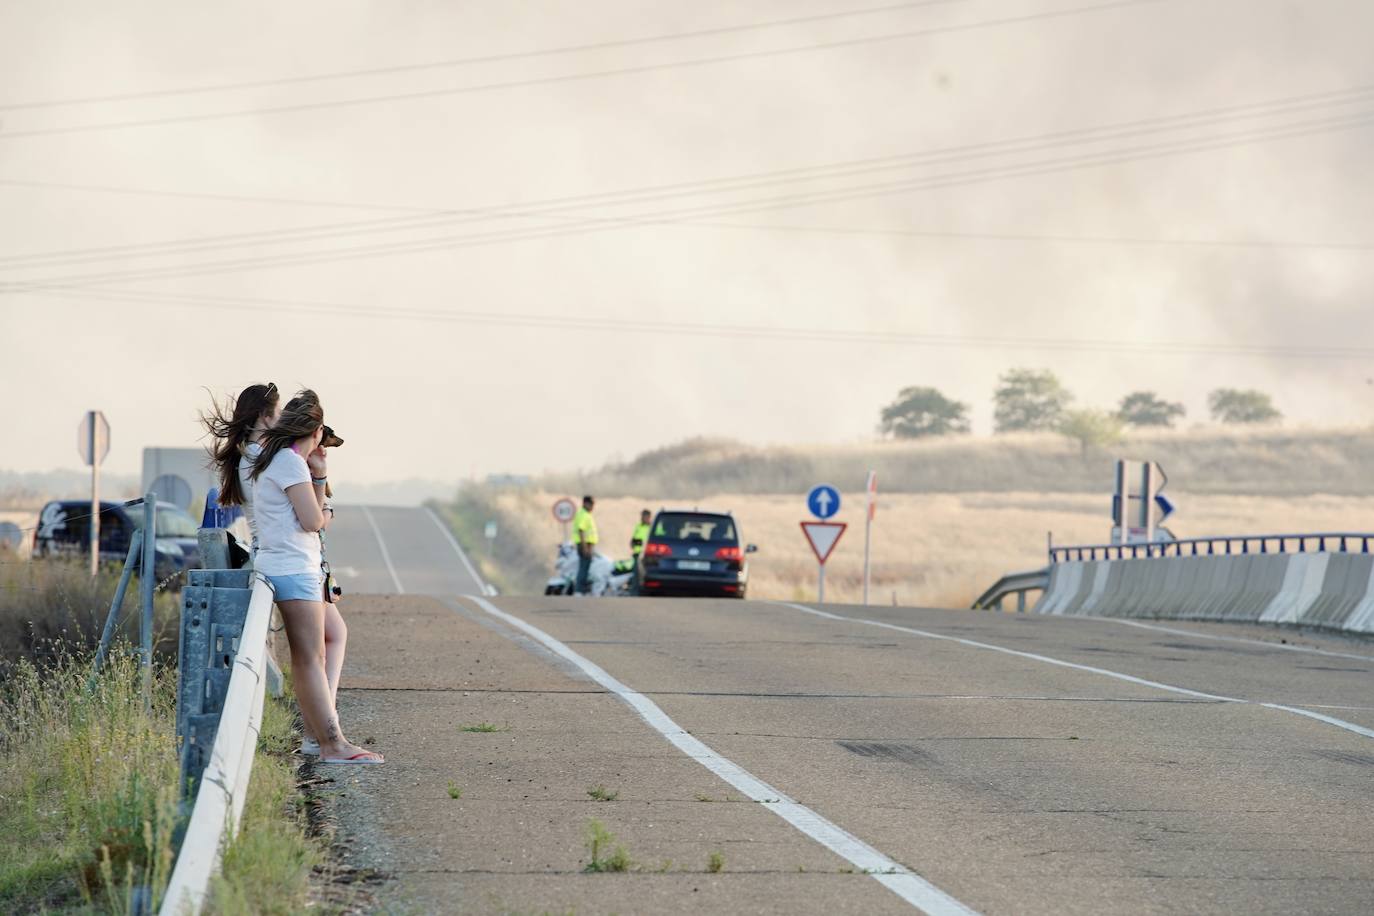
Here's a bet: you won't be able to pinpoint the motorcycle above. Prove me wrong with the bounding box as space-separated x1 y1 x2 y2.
545 542 636 597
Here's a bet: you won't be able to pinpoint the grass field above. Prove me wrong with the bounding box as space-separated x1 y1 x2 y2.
476 488 1374 607
450 427 1374 606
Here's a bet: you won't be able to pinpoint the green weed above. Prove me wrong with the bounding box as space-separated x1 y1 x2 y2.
447 782 463 800
706 851 725 874
583 819 631 873
586 785 618 802
460 722 506 733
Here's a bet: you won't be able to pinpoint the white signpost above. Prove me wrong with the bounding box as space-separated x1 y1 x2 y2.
552 497 576 542
862 470 877 606
77 411 111 576
484 520 498 557
801 522 846 604
803 483 846 603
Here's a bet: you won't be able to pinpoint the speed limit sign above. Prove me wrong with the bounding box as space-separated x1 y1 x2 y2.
552 498 576 523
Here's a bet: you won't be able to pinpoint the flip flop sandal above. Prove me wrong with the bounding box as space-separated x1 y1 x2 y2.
319 751 384 765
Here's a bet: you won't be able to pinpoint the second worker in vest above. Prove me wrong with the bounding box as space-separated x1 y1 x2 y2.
571 495 598 595
629 509 651 594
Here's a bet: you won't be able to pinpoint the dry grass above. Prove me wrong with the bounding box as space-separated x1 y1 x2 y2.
495 490 1374 607
0 557 180 672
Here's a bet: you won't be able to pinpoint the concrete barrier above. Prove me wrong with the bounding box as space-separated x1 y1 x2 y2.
1033 552 1374 635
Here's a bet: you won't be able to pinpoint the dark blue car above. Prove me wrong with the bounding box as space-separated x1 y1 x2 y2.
637 510 757 599
33 499 201 583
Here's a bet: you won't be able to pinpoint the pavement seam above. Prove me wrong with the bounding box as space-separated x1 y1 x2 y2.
456 594 981 916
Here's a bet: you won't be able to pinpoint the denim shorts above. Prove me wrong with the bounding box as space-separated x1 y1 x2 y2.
266 571 323 602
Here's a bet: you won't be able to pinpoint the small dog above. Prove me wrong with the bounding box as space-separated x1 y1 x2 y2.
319 424 344 602
320 425 343 498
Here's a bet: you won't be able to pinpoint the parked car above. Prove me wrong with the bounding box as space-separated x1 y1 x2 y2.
33 499 201 583
637 509 756 599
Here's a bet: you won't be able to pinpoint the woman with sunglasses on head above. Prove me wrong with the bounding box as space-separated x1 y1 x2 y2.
250 390 381 765
202 382 281 551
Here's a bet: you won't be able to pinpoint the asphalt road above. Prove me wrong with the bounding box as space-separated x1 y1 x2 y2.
322 506 1374 915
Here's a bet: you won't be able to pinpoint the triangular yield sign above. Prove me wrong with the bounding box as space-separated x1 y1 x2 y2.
800 521 847 564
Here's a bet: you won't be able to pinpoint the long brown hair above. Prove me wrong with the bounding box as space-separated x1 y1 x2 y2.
201 382 279 506
249 389 324 482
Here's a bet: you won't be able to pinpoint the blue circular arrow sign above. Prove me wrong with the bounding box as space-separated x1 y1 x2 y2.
806 484 841 520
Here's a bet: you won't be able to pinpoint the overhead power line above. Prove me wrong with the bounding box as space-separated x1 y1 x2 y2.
4 103 1371 291
2 82 1372 275
15 285 1373 362
0 0 970 111
0 0 1161 141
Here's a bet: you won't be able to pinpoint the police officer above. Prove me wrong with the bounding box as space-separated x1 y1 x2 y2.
571 495 598 595
629 509 652 593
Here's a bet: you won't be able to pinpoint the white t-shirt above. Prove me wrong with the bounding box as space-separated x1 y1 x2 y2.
251 447 322 577
238 442 261 549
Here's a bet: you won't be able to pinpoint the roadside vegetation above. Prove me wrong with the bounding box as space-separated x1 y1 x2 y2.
0 559 331 914
0 556 179 672
0 650 179 912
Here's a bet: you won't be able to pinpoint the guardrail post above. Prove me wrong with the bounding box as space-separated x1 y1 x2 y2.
88 529 143 689
176 568 255 802
140 492 156 706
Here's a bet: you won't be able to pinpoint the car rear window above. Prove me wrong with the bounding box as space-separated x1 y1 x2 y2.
130 506 199 538
652 513 737 543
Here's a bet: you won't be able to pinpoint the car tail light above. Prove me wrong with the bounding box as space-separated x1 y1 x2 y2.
644 581 661 588
722 584 739 592
644 542 671 557
714 546 742 561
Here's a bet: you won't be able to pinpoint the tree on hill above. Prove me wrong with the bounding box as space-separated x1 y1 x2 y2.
1117 391 1186 428
878 386 970 439
993 368 1073 433
1208 388 1282 424
1058 408 1125 457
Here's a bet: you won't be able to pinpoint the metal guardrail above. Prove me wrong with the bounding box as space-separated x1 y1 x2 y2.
1050 532 1374 563
160 573 274 916
972 567 1049 611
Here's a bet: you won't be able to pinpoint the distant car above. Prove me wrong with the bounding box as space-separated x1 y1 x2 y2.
33 499 201 583
637 510 757 599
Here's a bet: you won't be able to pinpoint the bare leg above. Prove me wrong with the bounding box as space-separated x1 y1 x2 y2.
323 602 348 705
278 599 379 762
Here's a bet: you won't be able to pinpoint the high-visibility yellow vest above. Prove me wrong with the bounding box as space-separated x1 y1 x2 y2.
630 522 651 555
572 507 598 545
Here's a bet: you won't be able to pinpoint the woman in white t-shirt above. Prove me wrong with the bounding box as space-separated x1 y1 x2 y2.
249 391 382 765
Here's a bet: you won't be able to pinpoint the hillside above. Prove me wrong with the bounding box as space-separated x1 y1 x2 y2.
541 427 1374 499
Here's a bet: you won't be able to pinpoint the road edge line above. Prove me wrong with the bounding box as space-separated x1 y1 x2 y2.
772 602 1374 742
458 594 979 916
1095 618 1374 664
424 506 494 595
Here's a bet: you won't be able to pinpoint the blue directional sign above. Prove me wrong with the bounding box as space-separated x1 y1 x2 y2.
807 484 841 520
1154 493 1175 524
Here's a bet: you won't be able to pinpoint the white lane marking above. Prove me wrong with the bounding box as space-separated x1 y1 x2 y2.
1262 703 1374 739
1096 618 1374 664
777 604 1238 702
360 506 404 594
774 603 1374 742
423 506 493 595
461 595 977 916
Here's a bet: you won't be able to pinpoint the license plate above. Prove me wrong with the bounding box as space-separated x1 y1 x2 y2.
677 560 711 571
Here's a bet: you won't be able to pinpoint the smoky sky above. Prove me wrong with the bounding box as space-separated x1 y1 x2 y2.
1 0 1371 484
